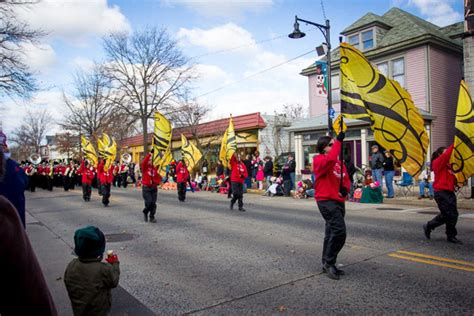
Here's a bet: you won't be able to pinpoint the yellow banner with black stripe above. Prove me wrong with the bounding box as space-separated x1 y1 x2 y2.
219 117 237 168
97 133 117 170
181 134 202 171
152 111 172 167
81 135 98 167
340 42 429 177
450 80 474 186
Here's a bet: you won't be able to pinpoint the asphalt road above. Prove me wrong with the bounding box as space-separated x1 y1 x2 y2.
25 187 474 315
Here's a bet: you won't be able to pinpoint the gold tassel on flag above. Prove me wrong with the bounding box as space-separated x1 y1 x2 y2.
450 80 474 186
181 134 202 171
81 135 98 167
340 42 429 177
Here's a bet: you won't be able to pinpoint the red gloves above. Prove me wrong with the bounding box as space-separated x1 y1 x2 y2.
105 253 119 264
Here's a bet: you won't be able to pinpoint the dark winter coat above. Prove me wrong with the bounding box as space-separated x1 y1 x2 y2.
0 158 28 227
64 258 120 316
263 160 273 177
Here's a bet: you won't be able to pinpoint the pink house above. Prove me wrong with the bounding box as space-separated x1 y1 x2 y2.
289 8 463 171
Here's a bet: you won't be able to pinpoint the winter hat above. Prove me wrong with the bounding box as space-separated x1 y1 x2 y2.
74 226 106 259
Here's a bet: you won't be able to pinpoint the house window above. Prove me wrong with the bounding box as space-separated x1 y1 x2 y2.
377 62 388 76
362 30 374 50
392 58 405 87
348 34 359 49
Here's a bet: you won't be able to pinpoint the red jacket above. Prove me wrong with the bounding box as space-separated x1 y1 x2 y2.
312 140 351 203
230 154 248 183
97 161 114 184
78 161 95 185
432 144 456 192
141 153 161 187
176 161 189 183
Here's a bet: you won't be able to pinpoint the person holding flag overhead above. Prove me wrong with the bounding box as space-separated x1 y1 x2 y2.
313 131 351 281
78 159 95 202
230 153 248 212
141 150 162 223
97 159 114 206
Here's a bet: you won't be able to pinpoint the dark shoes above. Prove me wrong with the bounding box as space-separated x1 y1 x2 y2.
322 264 340 280
447 237 463 244
149 217 157 223
143 212 148 222
239 208 246 212
423 224 431 239
230 202 234 210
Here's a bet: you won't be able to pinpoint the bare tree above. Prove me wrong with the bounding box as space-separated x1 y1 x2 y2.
281 103 308 120
0 1 44 98
103 27 195 151
55 132 80 160
61 64 118 141
10 109 52 153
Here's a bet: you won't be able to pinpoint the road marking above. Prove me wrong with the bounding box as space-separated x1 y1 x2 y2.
389 250 474 272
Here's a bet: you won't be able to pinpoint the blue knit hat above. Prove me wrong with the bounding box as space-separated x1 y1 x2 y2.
74 226 105 259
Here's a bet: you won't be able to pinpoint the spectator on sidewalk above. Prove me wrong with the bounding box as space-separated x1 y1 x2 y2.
0 195 57 316
263 156 273 188
64 226 120 316
383 150 395 198
418 164 434 200
370 145 384 184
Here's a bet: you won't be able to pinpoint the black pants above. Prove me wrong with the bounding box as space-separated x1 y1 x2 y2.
283 179 292 196
28 176 36 192
428 190 458 238
121 173 128 188
98 180 103 195
227 181 232 198
177 182 186 201
82 183 92 201
46 177 53 191
102 183 111 205
231 182 244 209
142 186 157 219
63 176 69 191
317 200 347 266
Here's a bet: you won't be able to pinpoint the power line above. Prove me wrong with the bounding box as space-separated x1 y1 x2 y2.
196 49 315 99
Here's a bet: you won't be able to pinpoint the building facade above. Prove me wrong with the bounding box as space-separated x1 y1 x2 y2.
292 7 463 176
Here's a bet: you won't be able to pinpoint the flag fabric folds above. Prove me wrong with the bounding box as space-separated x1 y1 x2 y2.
340 42 429 177
450 80 474 186
181 134 202 171
81 135 98 167
152 112 172 167
97 133 117 170
219 117 237 168
157 148 172 177
332 114 347 135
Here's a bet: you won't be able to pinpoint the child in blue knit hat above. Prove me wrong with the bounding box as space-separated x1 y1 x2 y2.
64 226 120 316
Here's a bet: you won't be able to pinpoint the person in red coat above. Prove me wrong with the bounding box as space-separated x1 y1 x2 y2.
230 153 248 212
78 159 95 202
313 132 350 280
141 151 162 223
98 159 114 206
176 159 190 202
423 145 462 244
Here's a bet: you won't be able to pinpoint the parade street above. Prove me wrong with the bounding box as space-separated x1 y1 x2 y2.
26 189 474 315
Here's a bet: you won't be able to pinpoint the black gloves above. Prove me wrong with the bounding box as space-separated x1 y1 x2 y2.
339 187 348 198
337 132 345 142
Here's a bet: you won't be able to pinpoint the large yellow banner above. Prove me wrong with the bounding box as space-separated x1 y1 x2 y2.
181 134 202 171
152 111 172 167
97 133 117 170
219 117 237 168
81 135 98 167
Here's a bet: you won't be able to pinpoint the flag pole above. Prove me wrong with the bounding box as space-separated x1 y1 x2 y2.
339 37 345 195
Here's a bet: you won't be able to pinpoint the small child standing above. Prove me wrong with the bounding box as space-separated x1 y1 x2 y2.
64 226 120 316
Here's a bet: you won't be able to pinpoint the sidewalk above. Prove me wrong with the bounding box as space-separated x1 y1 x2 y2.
26 211 156 316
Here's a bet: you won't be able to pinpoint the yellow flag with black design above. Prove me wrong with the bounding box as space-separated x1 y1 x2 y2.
340 42 429 177
157 147 172 177
97 133 117 170
181 134 202 171
450 80 474 186
219 117 237 168
152 111 172 167
81 135 98 167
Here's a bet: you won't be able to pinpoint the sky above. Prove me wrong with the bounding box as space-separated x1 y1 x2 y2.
0 0 464 138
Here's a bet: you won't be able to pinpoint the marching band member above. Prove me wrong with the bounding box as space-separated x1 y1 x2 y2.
120 162 129 188
62 161 71 191
176 159 189 202
97 159 114 206
230 153 248 212
141 151 161 223
45 162 54 191
78 159 95 202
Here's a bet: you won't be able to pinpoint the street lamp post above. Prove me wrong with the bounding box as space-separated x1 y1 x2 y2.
289 16 333 135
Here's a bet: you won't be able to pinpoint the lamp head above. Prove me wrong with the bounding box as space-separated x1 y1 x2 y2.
288 18 306 39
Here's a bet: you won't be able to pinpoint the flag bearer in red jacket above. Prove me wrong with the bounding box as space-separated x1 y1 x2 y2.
176 159 189 202
313 132 350 280
78 160 95 202
423 145 462 244
141 151 162 223
98 159 114 207
230 153 248 212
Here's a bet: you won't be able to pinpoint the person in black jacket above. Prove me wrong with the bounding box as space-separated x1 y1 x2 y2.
382 150 395 198
216 160 224 178
281 155 296 196
243 154 252 189
263 156 273 188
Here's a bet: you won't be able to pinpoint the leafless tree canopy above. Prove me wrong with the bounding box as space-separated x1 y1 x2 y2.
280 103 308 120
103 27 195 150
10 109 52 153
0 0 43 98
55 132 80 160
